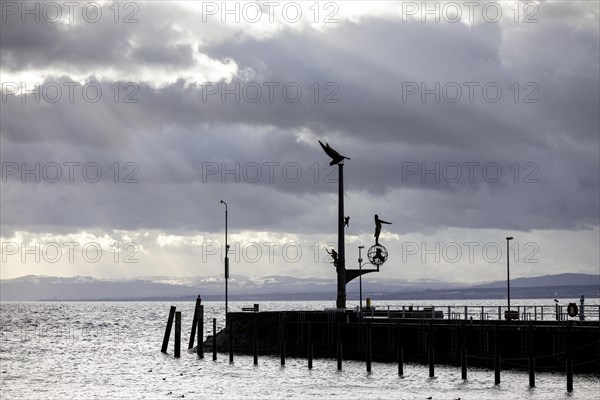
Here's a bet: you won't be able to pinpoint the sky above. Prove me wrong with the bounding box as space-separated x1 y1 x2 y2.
0 1 599 284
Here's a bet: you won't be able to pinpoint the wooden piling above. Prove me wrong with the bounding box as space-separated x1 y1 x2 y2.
308 343 313 369
229 320 234 363
337 342 343 371
397 346 404 376
188 295 201 349
494 323 500 385
528 323 535 387
461 349 467 380
253 318 258 365
280 341 286 366
494 355 501 385
174 311 181 358
161 306 176 353
566 323 573 392
428 346 435 378
366 324 372 373
197 305 204 358
566 359 574 392
461 323 467 380
212 318 217 361
528 357 535 387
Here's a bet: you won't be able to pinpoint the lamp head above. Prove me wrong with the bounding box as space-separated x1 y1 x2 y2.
358 246 364 249
506 236 514 241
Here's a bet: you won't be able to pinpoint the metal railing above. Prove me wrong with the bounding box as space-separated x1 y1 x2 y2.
360 304 600 322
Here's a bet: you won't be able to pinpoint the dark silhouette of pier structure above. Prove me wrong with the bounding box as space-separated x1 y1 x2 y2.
158 140 599 392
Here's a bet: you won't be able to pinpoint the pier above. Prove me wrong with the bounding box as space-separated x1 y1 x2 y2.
202 307 599 375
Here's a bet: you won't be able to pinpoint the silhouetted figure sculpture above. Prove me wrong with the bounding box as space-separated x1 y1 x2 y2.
326 247 339 268
374 247 385 264
344 216 350 227
318 140 351 165
374 214 392 245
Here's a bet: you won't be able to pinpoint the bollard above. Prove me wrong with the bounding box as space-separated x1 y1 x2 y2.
281 341 286 366
494 355 501 385
161 306 176 353
212 318 217 361
308 343 313 369
566 359 573 392
197 305 204 358
461 349 467 380
397 346 404 376
229 321 234 363
189 296 201 349
337 342 343 371
174 311 181 358
428 346 435 378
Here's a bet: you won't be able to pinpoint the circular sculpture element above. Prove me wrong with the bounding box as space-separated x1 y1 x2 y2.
367 244 388 267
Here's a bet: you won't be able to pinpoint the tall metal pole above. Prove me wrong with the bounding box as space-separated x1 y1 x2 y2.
358 246 364 313
221 200 229 320
506 236 513 318
337 163 346 309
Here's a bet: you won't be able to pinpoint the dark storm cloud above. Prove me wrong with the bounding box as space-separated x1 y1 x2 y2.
1 2 598 238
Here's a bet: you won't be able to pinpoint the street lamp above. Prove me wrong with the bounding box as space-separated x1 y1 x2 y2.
220 200 229 320
506 236 513 319
358 246 365 313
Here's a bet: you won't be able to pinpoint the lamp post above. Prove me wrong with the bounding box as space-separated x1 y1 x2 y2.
506 236 513 319
221 200 229 321
358 246 365 313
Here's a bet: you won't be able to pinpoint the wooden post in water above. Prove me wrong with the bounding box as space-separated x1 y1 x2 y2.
212 318 217 361
397 346 404 376
337 342 343 371
461 349 467 380
253 317 258 365
566 323 573 392
427 324 435 377
174 311 181 358
161 306 176 353
494 323 500 385
197 305 204 358
280 314 285 366
308 323 313 369
494 355 501 384
366 323 372 373
189 295 201 349
428 346 435 378
528 323 535 387
229 320 234 363
566 359 574 392
461 323 467 380
397 322 404 376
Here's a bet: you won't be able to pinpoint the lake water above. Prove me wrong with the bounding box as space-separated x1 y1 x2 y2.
1 300 599 399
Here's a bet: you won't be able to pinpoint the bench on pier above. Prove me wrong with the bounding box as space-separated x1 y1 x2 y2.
242 304 259 312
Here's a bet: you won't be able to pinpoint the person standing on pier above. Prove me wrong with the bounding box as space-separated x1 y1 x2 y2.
374 214 392 245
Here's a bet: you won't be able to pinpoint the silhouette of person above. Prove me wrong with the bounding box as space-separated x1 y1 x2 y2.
344 216 350 227
374 247 385 264
325 247 339 267
374 214 392 245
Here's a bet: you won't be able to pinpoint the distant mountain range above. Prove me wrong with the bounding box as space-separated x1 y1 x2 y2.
0 273 598 301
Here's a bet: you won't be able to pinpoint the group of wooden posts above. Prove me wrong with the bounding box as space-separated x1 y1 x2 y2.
160 298 577 392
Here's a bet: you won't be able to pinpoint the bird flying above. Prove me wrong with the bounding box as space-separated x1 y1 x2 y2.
318 140 350 166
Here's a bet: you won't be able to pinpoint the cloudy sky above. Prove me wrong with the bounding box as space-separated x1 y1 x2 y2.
1 1 598 285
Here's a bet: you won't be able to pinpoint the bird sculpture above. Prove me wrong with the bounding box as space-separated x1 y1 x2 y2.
318 140 350 165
